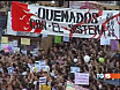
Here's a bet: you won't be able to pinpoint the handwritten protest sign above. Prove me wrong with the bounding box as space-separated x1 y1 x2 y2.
55 36 62 44
100 37 110 45
42 84 51 90
7 67 14 75
70 67 80 73
34 60 50 72
66 81 89 90
111 40 119 51
13 40 18 46
63 36 69 42
1 37 8 43
21 38 30 45
75 73 89 85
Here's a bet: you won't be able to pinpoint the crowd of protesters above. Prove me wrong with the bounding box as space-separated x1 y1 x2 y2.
0 1 120 90
0 38 120 90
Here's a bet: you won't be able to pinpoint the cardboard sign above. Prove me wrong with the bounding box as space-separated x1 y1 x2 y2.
55 36 62 44
42 84 51 90
1 37 8 43
21 38 30 45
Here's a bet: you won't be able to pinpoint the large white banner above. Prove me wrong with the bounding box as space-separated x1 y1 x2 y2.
8 2 120 39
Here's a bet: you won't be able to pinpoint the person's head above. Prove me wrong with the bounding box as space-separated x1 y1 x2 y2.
82 44 87 50
57 84 64 90
12 80 17 86
28 59 32 64
115 61 119 68
54 70 59 76
68 50 72 55
43 72 48 76
83 65 89 72
41 49 45 54
59 75 64 83
57 55 62 60
67 74 74 82
37 50 41 56
53 47 58 52
67 56 72 62
51 80 58 88
0 61 3 68
106 58 110 64
89 45 93 49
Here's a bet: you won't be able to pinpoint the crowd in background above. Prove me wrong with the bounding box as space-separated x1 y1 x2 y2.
0 1 10 9
0 38 120 90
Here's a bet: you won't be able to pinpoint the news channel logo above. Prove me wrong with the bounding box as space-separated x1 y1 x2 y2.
96 74 111 79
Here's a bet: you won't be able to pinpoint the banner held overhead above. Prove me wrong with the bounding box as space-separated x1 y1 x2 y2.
9 1 120 39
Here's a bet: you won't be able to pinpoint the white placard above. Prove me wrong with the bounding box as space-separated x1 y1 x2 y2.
63 36 69 42
13 47 20 53
34 60 47 72
100 37 110 45
13 40 18 46
42 34 48 38
75 73 89 85
21 50 27 55
7 67 14 75
70 67 80 73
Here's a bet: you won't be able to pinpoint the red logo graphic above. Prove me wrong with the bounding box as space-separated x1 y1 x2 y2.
11 1 43 33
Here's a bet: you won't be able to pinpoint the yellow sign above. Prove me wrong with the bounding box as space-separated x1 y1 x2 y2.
21 38 30 45
1 37 8 43
42 84 51 90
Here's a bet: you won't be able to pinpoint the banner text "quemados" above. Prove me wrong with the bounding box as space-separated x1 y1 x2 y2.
29 7 115 37
37 7 98 24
